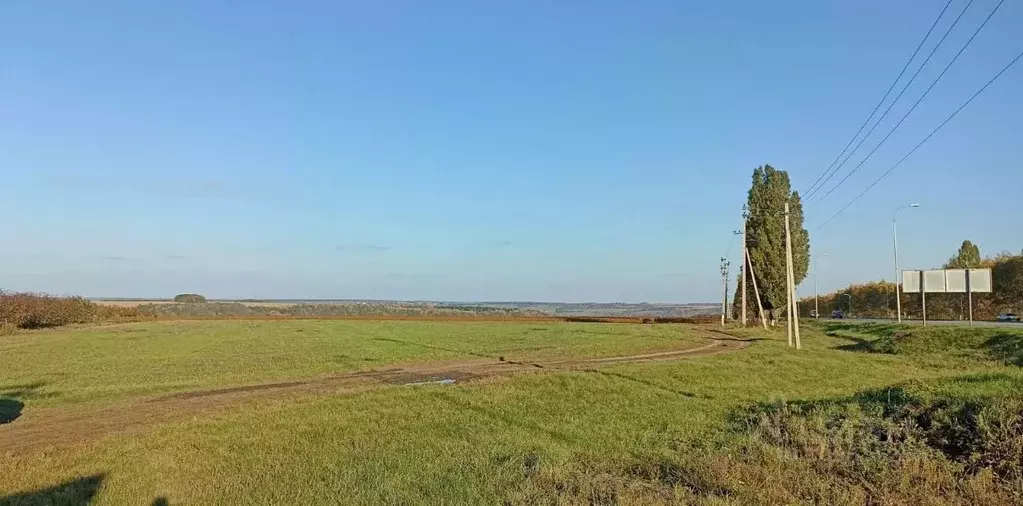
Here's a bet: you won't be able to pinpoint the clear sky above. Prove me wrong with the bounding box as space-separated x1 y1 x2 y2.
2 1 1021 302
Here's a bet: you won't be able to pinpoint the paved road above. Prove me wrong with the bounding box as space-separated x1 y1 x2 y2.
812 317 1023 329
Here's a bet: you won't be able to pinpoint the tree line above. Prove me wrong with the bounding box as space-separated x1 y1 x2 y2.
797 242 1022 320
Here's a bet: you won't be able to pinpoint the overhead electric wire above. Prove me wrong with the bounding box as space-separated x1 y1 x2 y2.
803 0 955 198
805 0 975 201
813 47 1023 232
809 0 1005 205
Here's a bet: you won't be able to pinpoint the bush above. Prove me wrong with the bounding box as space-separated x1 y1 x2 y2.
0 292 149 330
0 292 96 329
173 293 207 303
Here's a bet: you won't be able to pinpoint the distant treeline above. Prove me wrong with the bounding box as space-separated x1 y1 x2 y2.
796 251 1023 320
135 302 549 318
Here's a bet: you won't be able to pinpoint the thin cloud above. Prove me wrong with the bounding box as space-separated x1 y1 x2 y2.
99 255 133 262
335 244 392 253
381 272 438 280
165 255 188 260
493 240 513 247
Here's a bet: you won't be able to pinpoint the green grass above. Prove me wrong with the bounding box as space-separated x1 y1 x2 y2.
813 320 1023 365
0 320 702 408
2 321 1023 504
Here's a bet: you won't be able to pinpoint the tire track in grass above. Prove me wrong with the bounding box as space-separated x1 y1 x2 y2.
0 329 753 454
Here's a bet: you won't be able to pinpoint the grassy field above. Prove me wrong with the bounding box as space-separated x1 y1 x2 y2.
2 319 1023 504
0 320 706 408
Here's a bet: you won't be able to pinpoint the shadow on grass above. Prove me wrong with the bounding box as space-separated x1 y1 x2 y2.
984 333 1023 366
1 382 49 425
734 371 1016 426
830 333 877 353
0 474 105 505
371 337 494 359
583 369 709 400
707 336 768 343
819 321 901 336
0 381 47 400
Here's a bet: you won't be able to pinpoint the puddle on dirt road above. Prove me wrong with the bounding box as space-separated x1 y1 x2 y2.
404 378 457 386
390 370 478 387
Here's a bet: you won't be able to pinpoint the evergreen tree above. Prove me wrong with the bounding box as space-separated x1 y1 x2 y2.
740 165 810 321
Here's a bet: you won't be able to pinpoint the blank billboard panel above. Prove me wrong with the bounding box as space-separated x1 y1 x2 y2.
903 270 920 293
945 269 967 293
969 268 993 293
923 270 946 293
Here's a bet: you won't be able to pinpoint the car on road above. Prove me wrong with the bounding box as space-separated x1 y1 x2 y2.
997 313 1021 322
809 310 819 318
831 309 844 319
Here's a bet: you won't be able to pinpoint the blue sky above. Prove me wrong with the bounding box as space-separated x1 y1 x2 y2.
1 0 1020 302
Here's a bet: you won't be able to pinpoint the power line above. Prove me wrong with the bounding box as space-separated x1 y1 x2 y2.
812 0 1004 207
814 47 1023 232
809 0 1004 205
803 0 955 198
802 0 969 202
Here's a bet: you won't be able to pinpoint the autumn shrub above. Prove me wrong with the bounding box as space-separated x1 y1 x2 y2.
0 292 149 330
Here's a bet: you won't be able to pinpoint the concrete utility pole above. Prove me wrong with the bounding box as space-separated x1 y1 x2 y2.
720 258 730 326
745 246 768 330
893 204 919 323
784 202 801 349
741 206 748 327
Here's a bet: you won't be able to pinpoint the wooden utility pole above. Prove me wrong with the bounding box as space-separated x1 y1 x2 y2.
745 246 768 330
741 206 748 327
784 202 801 349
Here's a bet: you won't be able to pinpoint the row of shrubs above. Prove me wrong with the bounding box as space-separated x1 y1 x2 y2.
0 292 146 334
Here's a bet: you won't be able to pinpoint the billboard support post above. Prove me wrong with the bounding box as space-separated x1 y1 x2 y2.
921 270 927 327
967 269 974 327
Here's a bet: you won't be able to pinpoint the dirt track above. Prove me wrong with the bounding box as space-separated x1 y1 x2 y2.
0 330 751 455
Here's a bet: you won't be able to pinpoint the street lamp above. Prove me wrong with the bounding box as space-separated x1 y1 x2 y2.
893 204 920 322
843 293 852 318
814 253 829 318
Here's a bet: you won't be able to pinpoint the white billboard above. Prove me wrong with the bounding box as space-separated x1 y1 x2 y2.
923 270 946 293
945 269 967 293
903 268 992 293
969 268 993 292
903 270 921 293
